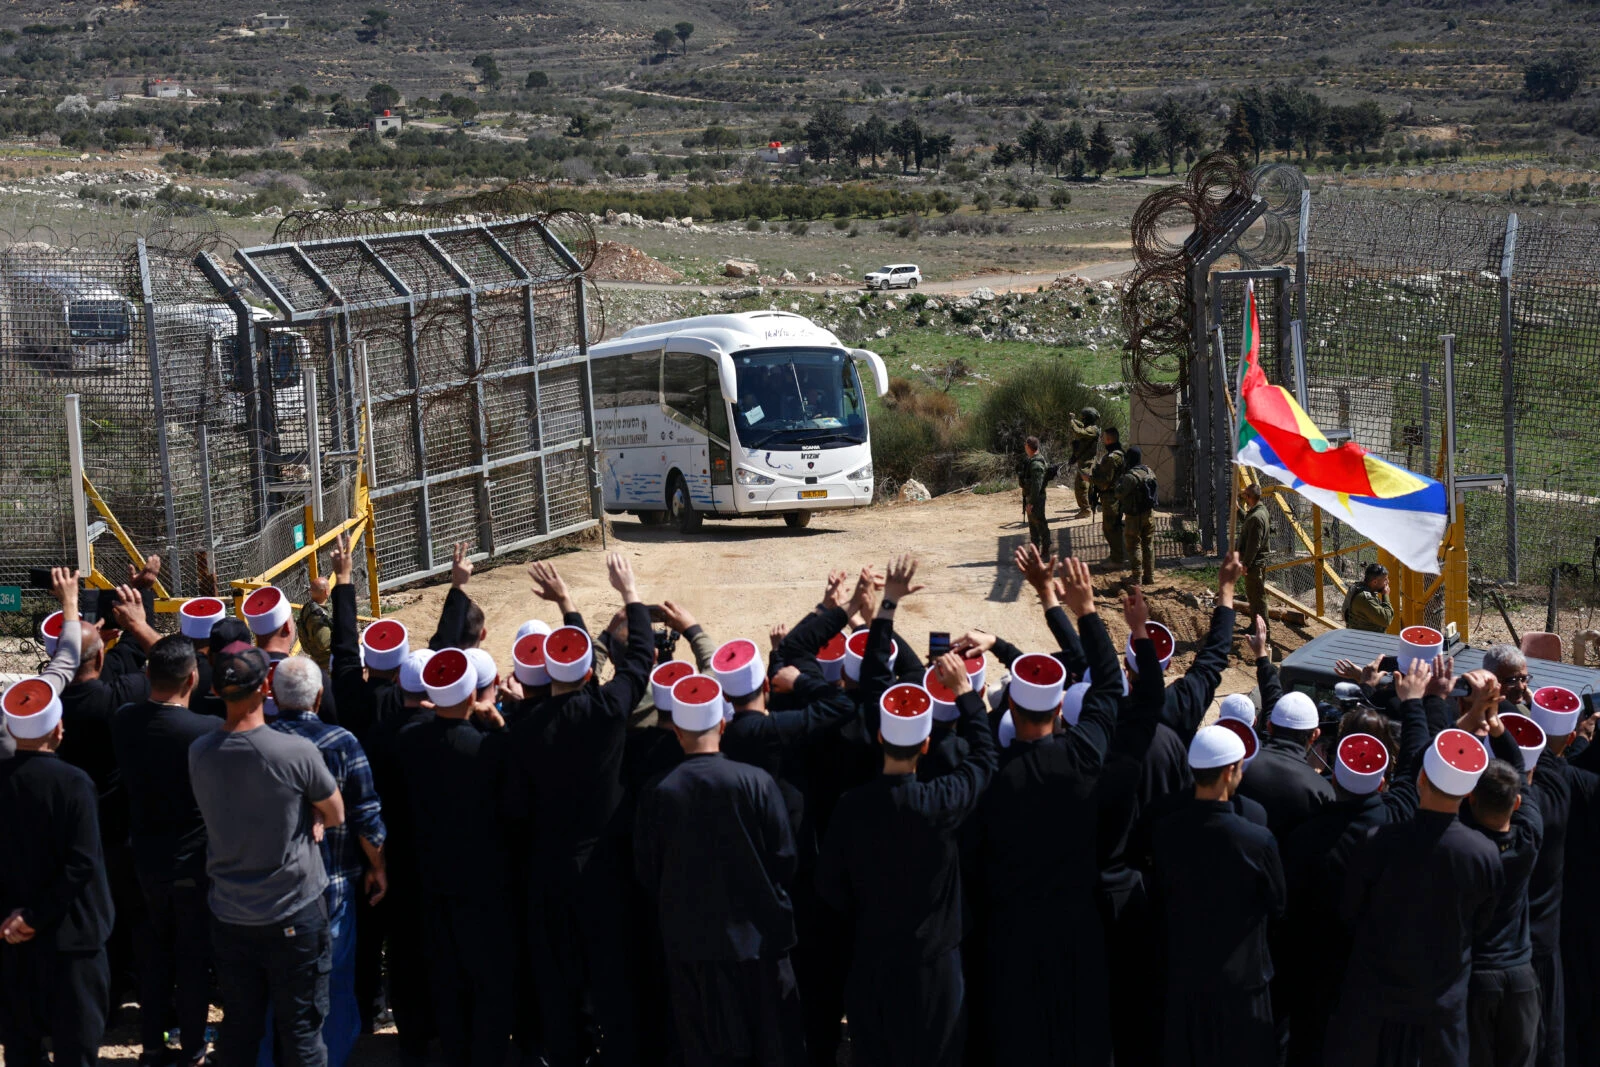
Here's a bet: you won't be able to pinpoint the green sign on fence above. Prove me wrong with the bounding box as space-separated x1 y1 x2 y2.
293 524 306 550
0 586 21 613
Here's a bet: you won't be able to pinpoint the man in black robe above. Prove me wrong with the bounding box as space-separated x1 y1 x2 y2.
1149 723 1286 1066
0 572 115 1067
1326 671 1507 1067
635 673 804 1066
1238 689 1335 838
974 555 1122 1066
816 556 998 1067
508 553 655 1067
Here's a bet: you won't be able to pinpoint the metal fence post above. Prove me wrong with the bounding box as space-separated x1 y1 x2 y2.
196 252 268 532
1442 335 1458 523
1296 189 1310 328
198 421 216 565
1191 264 1214 552
1211 326 1233 555
304 364 323 526
137 240 181 594
1420 359 1431 477
522 286 551 539
464 292 495 555
575 276 606 547
65 395 91 577
1499 213 1518 583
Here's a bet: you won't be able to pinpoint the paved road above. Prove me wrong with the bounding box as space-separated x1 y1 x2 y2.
595 253 1137 298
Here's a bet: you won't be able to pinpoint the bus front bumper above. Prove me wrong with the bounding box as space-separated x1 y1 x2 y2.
731 479 874 512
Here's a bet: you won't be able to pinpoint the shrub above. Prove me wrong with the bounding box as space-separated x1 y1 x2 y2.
870 406 946 494
786 220 809 235
968 361 1102 458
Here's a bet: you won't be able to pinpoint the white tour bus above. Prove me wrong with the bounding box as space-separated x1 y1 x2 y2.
589 311 888 531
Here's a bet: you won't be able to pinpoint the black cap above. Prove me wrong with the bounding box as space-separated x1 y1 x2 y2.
214 641 270 699
208 618 251 652
1126 446 1143 465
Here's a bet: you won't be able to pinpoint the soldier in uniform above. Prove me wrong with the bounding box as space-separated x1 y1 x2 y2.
1069 407 1100 516
1114 447 1158 585
297 576 333 672
1089 427 1126 569
1343 563 1394 633
1019 436 1051 557
1236 483 1271 630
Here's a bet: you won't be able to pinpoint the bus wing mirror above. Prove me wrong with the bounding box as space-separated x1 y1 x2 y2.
848 348 889 398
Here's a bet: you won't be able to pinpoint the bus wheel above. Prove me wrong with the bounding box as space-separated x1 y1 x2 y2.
669 474 702 534
636 510 668 527
784 510 811 529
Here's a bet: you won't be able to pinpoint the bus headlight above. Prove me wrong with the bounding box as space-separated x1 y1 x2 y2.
735 468 775 486
848 464 873 481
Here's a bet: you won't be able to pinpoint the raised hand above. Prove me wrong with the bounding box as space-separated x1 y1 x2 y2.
129 553 162 590
1333 659 1364 683
450 541 473 588
849 565 884 625
1218 551 1243 607
1246 615 1269 661
51 567 80 618
1056 556 1096 619
883 554 924 604
607 552 640 602
769 622 788 651
1458 669 1502 731
331 532 355 585
527 560 570 607
1396 656 1434 703
1014 543 1054 592
821 569 850 612
1425 654 1456 700
111 584 143 628
934 651 973 696
1122 585 1149 635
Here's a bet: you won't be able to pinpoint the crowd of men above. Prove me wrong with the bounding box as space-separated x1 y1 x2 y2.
3 533 1600 1067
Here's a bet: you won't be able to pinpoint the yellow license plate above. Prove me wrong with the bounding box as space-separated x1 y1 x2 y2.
799 489 828 499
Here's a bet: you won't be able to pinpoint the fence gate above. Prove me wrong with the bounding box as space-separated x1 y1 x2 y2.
223 217 602 590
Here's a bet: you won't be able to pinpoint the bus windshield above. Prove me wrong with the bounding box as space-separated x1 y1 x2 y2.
731 348 867 450
68 300 130 342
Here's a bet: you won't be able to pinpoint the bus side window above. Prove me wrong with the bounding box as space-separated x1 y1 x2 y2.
663 352 709 430
591 356 619 411
705 360 729 442
615 351 660 407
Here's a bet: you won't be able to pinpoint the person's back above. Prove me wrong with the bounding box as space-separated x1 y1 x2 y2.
1237 694 1335 838
113 697 216 886
395 715 509 895
190 719 334 926
1147 725 1285 1067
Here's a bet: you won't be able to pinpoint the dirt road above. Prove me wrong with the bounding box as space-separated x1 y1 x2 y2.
387 489 1299 702
596 258 1135 300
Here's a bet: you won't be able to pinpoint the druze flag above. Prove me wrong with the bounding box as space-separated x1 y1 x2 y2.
1233 282 1448 574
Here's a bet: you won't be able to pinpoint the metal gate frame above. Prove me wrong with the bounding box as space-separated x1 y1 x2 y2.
216 217 601 590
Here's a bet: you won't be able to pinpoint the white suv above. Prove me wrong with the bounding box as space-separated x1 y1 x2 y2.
864 263 921 290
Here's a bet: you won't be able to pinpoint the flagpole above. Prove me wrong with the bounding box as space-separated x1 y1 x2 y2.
1216 325 1241 556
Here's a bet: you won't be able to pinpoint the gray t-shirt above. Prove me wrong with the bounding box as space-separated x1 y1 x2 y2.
189 724 337 926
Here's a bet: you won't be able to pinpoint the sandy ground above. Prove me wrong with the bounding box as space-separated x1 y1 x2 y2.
387 488 1313 700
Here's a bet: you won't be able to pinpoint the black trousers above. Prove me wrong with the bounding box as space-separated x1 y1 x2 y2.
665 955 806 1067
354 890 384 1030
381 873 434 1055
790 878 847 1067
986 911 1111 1066
1325 1004 1468 1067
0 943 109 1067
1163 984 1274 1067
528 850 638 1067
422 892 514 1067
1098 868 1159 1067
1533 950 1563 1067
844 946 965 1067
1468 966 1540 1067
211 898 331 1067
135 874 213 1060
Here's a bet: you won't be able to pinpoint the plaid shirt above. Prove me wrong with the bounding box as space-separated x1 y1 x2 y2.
272 711 386 913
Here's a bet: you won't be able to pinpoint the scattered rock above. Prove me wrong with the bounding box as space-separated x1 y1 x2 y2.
779 269 797 283
805 271 819 284
874 326 890 338
923 298 942 311
723 259 761 278
897 479 932 503
971 287 997 303
589 241 685 284
721 285 764 300
883 300 897 312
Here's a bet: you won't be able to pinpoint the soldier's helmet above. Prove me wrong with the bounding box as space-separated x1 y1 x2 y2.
1080 406 1100 424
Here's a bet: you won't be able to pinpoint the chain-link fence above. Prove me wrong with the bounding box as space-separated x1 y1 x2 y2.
1208 188 1600 643
0 214 600 673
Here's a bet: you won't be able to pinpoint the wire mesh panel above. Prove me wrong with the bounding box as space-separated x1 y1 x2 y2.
232 216 599 589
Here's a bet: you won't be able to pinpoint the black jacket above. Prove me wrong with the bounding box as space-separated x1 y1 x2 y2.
635 753 796 962
58 656 150 848
816 690 999 962
110 700 217 885
0 750 114 952
394 716 512 897
1464 732 1543 972
1238 734 1336 838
